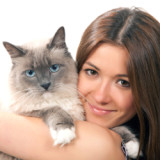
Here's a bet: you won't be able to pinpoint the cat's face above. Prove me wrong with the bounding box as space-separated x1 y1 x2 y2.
3 27 78 99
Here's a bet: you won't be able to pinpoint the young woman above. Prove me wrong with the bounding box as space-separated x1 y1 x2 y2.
0 7 160 160
76 7 160 159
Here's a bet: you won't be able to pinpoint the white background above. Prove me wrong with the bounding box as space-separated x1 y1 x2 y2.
0 0 159 102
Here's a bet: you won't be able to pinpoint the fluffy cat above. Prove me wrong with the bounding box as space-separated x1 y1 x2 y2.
1 27 84 159
1 27 140 160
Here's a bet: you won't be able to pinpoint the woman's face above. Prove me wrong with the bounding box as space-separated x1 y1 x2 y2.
78 44 136 128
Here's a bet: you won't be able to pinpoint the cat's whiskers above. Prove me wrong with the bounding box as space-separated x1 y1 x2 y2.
9 88 29 97
77 90 91 104
10 87 40 96
10 88 40 105
12 94 37 108
10 92 32 105
54 83 78 94
53 83 90 105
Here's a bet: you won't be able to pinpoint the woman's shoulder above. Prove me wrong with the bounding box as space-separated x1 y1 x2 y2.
72 121 125 160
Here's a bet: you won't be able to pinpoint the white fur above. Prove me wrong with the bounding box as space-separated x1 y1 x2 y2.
50 127 76 146
126 140 141 158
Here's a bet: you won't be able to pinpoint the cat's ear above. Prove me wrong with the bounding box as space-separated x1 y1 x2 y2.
3 42 26 58
47 26 66 49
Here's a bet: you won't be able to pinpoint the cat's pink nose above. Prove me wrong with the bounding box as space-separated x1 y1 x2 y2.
41 82 51 90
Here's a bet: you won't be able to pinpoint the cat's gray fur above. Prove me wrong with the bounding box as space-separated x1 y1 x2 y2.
1 27 140 160
1 27 84 159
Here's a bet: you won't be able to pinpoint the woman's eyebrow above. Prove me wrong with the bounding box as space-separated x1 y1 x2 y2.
116 74 128 77
85 62 128 77
85 62 100 71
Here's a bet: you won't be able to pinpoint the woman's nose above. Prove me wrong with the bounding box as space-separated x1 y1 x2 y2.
92 81 111 104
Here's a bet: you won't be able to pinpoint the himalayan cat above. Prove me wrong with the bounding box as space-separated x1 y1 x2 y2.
0 27 140 160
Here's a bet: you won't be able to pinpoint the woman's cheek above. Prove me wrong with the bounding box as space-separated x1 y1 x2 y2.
78 78 87 96
78 72 86 92
116 90 135 111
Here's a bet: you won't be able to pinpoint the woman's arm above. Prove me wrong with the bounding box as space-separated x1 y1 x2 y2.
0 111 125 160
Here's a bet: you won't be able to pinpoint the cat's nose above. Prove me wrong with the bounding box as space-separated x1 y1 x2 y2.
41 82 51 90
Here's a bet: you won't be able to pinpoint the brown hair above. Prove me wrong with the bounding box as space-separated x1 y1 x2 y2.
76 8 160 159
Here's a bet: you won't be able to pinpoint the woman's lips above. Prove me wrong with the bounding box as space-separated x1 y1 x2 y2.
88 103 116 116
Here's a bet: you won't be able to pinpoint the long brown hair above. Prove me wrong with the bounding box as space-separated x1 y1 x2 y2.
76 8 160 160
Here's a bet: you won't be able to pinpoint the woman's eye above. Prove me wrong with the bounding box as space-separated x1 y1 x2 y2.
85 69 98 76
117 79 130 88
26 70 35 77
50 64 60 73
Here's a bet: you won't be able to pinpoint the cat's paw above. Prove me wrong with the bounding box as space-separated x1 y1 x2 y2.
125 140 142 158
49 127 76 147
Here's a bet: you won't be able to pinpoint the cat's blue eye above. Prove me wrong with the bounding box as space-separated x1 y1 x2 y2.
50 64 60 73
25 70 35 77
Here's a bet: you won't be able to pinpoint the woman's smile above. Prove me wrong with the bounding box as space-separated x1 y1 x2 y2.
87 102 116 116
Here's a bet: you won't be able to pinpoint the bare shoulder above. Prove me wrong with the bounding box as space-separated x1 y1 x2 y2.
73 121 125 160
